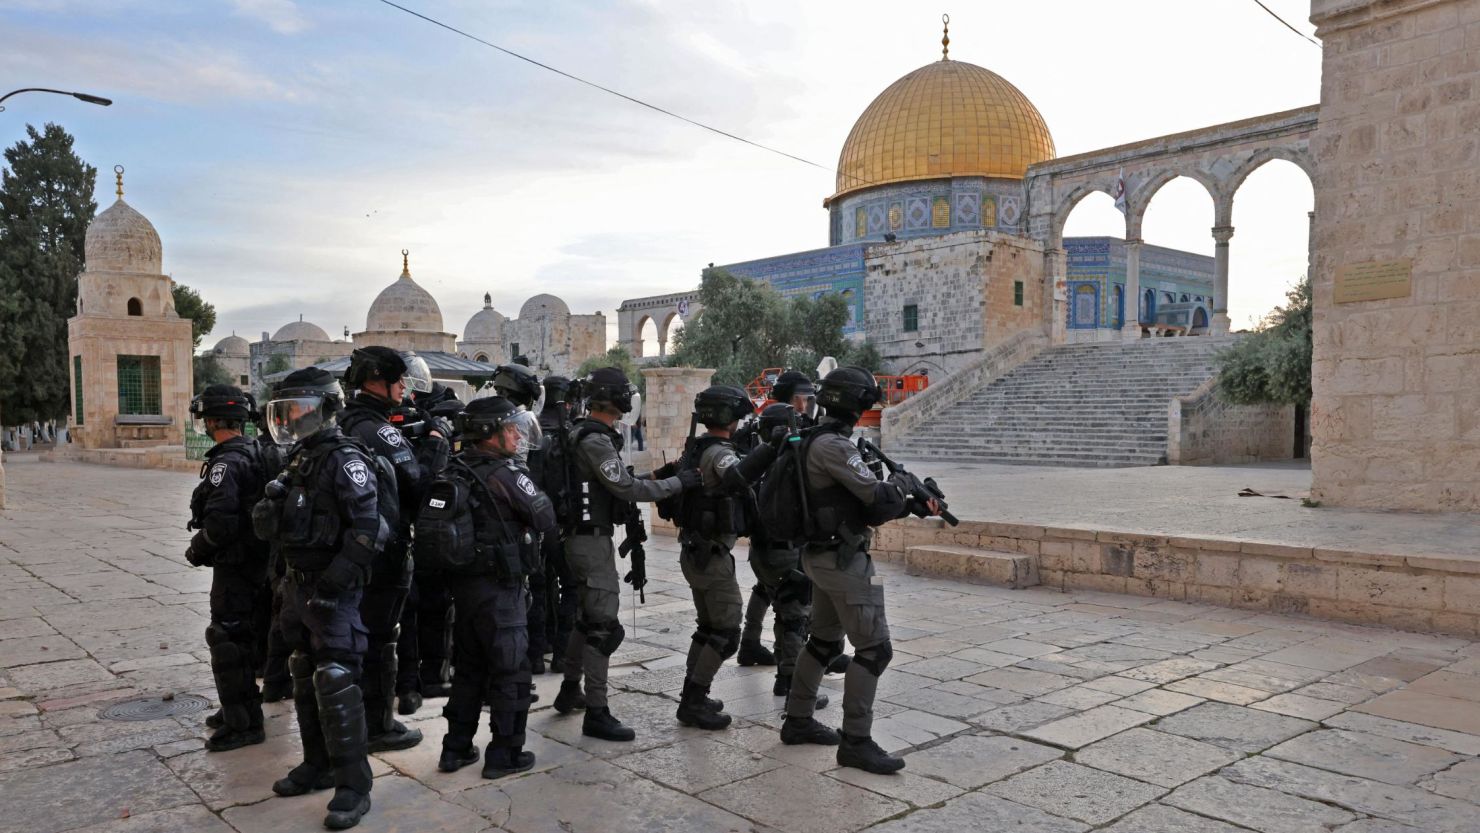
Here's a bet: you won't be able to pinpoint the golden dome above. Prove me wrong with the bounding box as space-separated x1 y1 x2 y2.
828 59 1055 205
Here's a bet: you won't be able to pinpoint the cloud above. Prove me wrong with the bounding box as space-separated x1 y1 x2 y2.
230 0 308 35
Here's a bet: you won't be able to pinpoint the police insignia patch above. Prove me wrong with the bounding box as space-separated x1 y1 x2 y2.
377 424 404 447
344 459 370 487
716 454 738 470
848 454 871 478
599 459 623 483
208 462 227 486
517 473 537 496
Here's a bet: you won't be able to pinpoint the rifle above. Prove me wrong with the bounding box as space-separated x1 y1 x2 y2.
618 498 648 603
856 438 960 526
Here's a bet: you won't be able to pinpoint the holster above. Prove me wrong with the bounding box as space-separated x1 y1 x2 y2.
833 525 871 571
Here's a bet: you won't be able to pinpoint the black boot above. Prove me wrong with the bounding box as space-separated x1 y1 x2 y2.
421 681 452 699
582 707 635 741
529 654 546 675
397 690 423 716
205 709 266 752
828 653 852 675
261 677 292 703
437 742 480 773
272 763 334 797
482 745 536 779
780 715 840 746
676 680 731 730
205 709 224 729
548 652 565 675
837 732 904 774
553 680 587 715
771 674 828 709
737 639 777 667
276 653 332 797
324 788 372 830
367 718 422 752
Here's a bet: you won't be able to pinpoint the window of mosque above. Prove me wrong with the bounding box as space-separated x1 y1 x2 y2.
1013 280 1024 306
888 204 903 231
1070 283 1100 329
127 297 142 316
117 355 162 415
510 343 520 358
73 356 84 425
931 197 950 228
1181 294 1190 302
902 304 919 332
239 375 249 386
855 207 867 239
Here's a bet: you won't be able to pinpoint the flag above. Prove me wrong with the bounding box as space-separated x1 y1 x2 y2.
1112 168 1128 215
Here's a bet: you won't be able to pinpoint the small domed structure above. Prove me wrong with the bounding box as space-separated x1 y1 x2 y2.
463 293 506 342
85 195 163 275
519 293 569 320
272 318 331 343
212 333 250 357
366 250 445 333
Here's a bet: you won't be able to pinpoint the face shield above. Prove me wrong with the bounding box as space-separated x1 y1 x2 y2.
265 396 335 445
401 355 433 394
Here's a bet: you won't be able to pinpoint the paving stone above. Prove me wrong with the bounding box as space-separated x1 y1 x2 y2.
1035 683 1120 710
1097 804 1250 833
986 760 1165 825
968 700 1075 733
892 656 987 681
1121 658 1221 684
1075 728 1240 788
1265 728 1461 785
977 638 1063 659
824 766 964 808
224 773 492 833
1293 682 1382 704
1164 676 1271 705
1354 690 1480 735
1021 704 1152 749
700 765 907 833
719 723 857 771
0 617 56 641
962 667 1077 696
1164 775 1356 833
0 744 73 773
1080 675 1155 696
928 679 1024 705
1115 688 1204 716
0 749 196 833
1324 710 1480 755
611 736 783 793
1154 702 1317 754
1223 757 1478 832
1331 822 1424 833
880 684 1004 719
1251 692 1349 721
871 709 969 747
862 790 1088 833
5 658 115 692
1424 758 1480 803
903 734 1061 789
1347 654 1451 682
1405 670 1480 703
66 805 236 833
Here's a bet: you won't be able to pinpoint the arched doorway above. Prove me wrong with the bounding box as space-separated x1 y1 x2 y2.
1142 288 1156 324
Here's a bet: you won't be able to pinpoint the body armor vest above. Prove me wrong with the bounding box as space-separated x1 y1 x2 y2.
465 457 534 579
567 419 624 533
272 436 375 571
189 440 270 564
801 426 870 544
677 435 746 538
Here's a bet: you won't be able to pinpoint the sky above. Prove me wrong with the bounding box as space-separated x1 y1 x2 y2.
0 0 1322 351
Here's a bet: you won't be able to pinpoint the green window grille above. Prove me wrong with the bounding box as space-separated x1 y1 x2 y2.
117 355 162 415
510 342 520 358
73 355 84 425
902 304 919 332
1014 280 1025 307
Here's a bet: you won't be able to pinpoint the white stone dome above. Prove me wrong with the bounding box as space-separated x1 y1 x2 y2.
366 253 444 333
463 293 505 342
212 334 250 357
85 197 162 275
273 319 331 342
519 293 569 320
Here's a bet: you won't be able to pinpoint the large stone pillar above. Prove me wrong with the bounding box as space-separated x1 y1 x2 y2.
1044 247 1067 344
639 366 715 468
1121 239 1143 341
1211 225 1234 334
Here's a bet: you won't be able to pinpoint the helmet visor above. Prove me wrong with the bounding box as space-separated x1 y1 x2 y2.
265 396 335 445
402 356 433 394
799 394 818 420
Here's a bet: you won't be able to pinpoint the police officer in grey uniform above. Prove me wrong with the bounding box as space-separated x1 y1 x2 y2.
552 367 701 741
436 396 558 778
253 368 387 829
779 366 939 774
669 385 786 730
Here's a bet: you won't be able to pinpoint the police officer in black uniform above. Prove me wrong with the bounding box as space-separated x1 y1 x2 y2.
779 366 939 775
253 368 386 830
436 396 558 778
336 347 450 752
186 385 273 752
552 367 701 741
530 375 579 673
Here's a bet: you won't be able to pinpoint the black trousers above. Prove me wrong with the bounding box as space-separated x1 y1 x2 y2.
359 542 413 733
443 578 531 750
395 569 453 692
529 532 576 661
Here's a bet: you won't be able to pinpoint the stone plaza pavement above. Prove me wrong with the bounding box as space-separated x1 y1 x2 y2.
4 456 1480 833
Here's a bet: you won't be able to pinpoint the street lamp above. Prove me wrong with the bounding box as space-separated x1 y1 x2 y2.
0 88 113 113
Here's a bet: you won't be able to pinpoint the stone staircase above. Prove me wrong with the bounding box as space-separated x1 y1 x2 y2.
889 337 1238 467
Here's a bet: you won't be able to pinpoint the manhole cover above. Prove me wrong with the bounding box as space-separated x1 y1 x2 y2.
99 693 210 722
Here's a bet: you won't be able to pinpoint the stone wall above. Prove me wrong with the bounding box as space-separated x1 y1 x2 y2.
639 367 714 469
1167 377 1298 465
1308 0 1480 511
880 330 1048 450
66 314 193 450
874 517 1480 637
864 230 1045 377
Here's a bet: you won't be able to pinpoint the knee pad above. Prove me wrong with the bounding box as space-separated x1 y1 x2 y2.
289 651 315 681
804 636 845 666
715 627 741 659
205 620 247 647
313 661 356 698
853 641 894 676
586 622 625 656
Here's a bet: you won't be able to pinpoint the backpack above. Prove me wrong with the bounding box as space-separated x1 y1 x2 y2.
413 458 522 577
754 431 816 544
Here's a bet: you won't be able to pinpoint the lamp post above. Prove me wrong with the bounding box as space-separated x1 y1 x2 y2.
0 88 112 113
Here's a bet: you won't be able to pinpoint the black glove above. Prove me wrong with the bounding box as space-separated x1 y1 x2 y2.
768 426 789 451
318 556 364 596
430 416 455 439
653 461 679 480
184 532 212 568
677 467 703 491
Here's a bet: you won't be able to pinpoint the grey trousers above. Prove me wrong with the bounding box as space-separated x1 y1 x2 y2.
678 537 743 686
561 532 621 709
747 543 812 676
785 544 889 736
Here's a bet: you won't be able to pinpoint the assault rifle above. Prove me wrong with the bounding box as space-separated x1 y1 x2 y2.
618 497 648 603
856 438 959 526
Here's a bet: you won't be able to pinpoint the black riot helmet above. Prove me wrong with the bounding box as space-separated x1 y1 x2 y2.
584 366 636 414
493 363 541 407
542 375 572 405
770 370 815 403
265 367 345 444
190 384 254 432
694 385 754 428
816 366 882 421
458 395 519 443
345 346 408 390
400 351 433 395
758 402 795 439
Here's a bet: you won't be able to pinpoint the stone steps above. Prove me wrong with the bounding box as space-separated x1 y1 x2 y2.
904 544 1040 588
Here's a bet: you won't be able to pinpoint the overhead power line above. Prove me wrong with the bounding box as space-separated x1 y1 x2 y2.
374 0 844 177
1251 0 1322 47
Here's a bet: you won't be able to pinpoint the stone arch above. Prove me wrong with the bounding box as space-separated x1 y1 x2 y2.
474 352 489 363
635 314 658 359
1049 181 1123 246
658 310 684 355
1226 146 1316 199
127 297 142 316
1126 168 1219 240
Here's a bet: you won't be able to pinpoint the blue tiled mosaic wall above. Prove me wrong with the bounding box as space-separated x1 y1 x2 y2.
719 244 868 336
1064 237 1215 329
829 177 1027 246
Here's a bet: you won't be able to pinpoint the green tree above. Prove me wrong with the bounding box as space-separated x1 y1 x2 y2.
1216 275 1312 406
577 346 642 392
171 283 215 349
192 353 234 393
0 123 97 423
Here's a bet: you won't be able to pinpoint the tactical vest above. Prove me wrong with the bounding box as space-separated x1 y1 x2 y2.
337 405 406 529
466 457 537 579
676 435 746 538
189 439 270 564
270 434 389 571
800 426 870 544
566 419 624 534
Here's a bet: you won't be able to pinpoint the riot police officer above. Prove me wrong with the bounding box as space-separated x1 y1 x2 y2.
186 385 273 752
552 367 701 741
434 396 557 777
528 375 579 674
253 368 385 829
671 385 786 729
337 346 449 752
491 363 543 465
779 366 938 775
